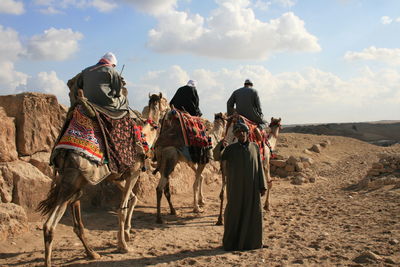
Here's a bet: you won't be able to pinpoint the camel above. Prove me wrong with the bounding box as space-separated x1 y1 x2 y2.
141 92 169 123
215 116 282 225
153 111 227 224
37 93 164 267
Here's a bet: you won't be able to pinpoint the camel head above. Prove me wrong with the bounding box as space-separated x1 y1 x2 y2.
146 93 165 123
268 117 282 137
147 92 169 123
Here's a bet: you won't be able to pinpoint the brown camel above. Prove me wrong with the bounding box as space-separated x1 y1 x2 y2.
153 111 226 224
37 94 164 267
141 92 169 123
216 117 282 225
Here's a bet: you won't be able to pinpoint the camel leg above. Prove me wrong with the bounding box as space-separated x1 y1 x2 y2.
156 176 168 224
263 158 272 211
164 181 176 215
193 164 206 213
70 200 101 259
113 180 137 242
156 148 178 224
117 171 139 253
216 163 227 226
197 163 207 207
124 191 138 241
43 201 69 267
43 169 85 267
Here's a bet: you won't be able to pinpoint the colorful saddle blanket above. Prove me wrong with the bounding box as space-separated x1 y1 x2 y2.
174 109 212 148
53 105 143 173
54 106 105 163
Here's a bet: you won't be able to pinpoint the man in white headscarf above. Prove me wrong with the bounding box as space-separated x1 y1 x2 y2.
75 52 128 112
169 80 202 117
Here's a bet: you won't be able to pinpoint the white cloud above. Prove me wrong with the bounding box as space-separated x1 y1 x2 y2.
34 0 117 13
22 71 69 104
147 0 320 60
0 25 25 61
344 46 400 65
0 61 28 94
0 0 25 15
381 16 393 24
129 65 399 124
123 0 177 15
39 6 63 14
91 0 117 12
252 0 271 11
273 0 296 8
26 28 83 61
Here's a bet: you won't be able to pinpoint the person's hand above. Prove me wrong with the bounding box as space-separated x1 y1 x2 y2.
260 188 266 196
222 139 228 148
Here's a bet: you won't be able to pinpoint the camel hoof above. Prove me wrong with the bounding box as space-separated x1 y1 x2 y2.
264 205 270 212
88 251 101 260
170 209 177 215
156 217 164 224
124 231 130 242
215 219 223 226
193 207 204 213
118 246 132 254
199 200 206 207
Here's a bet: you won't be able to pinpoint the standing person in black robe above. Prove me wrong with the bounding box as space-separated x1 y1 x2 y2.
214 122 267 251
170 80 202 117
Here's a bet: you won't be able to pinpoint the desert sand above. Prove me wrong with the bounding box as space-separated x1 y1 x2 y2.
1 133 399 266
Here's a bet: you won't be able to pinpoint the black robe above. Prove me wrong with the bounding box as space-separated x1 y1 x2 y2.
170 85 202 117
214 141 266 251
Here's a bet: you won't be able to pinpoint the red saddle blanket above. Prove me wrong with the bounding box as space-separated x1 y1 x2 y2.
53 105 143 173
174 109 211 148
228 114 267 160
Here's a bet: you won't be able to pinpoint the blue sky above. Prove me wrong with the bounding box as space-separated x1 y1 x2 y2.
0 0 399 124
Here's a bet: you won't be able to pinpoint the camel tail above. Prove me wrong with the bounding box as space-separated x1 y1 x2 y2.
36 181 62 216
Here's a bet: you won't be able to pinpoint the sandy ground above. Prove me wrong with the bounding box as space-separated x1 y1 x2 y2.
1 134 400 266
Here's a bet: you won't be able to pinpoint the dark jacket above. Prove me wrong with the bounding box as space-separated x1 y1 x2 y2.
170 85 202 117
227 86 266 125
76 63 129 111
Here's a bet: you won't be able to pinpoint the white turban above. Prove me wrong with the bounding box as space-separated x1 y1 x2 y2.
101 52 117 66
187 80 196 87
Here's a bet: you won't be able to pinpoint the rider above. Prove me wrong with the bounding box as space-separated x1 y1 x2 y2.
75 52 128 112
227 79 267 129
170 80 202 117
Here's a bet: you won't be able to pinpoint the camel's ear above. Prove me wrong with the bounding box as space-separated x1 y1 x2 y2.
148 93 151 98
278 117 282 122
271 117 274 122
159 92 163 98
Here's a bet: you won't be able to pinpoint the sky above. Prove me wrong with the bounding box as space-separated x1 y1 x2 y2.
0 0 399 124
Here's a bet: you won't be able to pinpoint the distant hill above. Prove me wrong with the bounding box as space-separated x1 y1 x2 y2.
282 121 400 146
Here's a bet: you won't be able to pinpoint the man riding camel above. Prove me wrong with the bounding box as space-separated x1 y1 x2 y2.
170 80 202 117
59 52 143 174
227 79 267 129
74 52 128 112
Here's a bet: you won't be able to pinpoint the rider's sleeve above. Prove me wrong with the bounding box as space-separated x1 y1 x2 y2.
227 92 236 116
192 88 202 116
110 69 122 98
253 90 267 123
